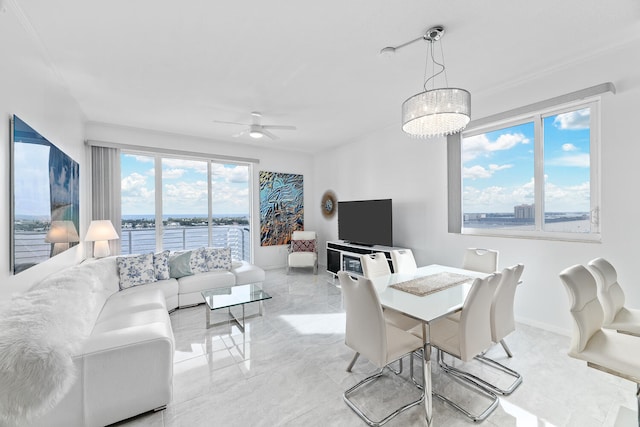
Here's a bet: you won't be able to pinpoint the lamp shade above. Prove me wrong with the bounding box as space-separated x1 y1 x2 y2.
45 220 80 243
402 88 471 138
85 220 119 242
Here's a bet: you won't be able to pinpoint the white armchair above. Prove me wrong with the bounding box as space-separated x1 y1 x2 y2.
287 231 318 274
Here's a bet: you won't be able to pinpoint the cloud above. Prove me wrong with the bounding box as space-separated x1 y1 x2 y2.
463 176 590 213
121 172 155 214
162 158 208 173
546 153 589 168
124 154 154 163
463 163 513 180
211 164 249 184
463 132 530 162
562 143 578 151
163 168 186 179
553 108 590 130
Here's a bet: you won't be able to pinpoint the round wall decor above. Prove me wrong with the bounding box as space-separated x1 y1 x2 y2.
321 190 337 219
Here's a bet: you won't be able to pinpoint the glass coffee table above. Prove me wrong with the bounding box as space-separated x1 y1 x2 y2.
201 283 272 332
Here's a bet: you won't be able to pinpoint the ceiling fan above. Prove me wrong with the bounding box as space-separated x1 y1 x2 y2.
212 112 296 140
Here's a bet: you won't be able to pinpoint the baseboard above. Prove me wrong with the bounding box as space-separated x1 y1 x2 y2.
515 316 571 337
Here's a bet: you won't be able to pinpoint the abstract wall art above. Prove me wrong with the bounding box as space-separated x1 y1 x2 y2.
259 171 303 246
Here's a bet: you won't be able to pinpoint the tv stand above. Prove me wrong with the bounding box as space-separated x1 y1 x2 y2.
326 240 408 277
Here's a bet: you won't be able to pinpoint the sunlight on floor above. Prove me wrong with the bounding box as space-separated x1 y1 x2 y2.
279 313 345 335
501 399 556 426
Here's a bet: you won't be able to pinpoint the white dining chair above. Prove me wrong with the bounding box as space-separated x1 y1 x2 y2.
411 273 502 422
559 264 640 422
361 253 421 332
463 248 499 273
474 264 524 395
360 252 391 277
587 257 640 336
390 249 417 274
339 272 424 426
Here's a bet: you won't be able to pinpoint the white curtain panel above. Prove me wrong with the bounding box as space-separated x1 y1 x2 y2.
91 146 122 255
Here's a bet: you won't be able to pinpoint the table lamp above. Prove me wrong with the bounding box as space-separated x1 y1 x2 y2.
85 220 119 258
45 220 80 256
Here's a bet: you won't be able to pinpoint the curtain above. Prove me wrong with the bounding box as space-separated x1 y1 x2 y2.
91 146 121 255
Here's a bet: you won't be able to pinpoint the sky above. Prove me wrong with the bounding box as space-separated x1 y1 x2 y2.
121 154 249 217
462 107 591 213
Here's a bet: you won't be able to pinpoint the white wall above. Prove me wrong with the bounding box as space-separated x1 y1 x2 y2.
0 6 87 298
85 123 315 270
314 38 640 334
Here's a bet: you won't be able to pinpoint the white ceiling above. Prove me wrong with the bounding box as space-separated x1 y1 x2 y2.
12 0 640 153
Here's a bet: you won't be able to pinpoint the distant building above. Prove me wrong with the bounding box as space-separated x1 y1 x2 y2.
514 204 535 219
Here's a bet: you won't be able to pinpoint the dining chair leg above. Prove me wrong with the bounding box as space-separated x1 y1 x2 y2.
434 350 499 422
499 339 513 358
347 352 360 372
438 349 522 396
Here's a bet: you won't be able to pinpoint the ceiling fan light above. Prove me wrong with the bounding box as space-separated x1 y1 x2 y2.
249 124 264 139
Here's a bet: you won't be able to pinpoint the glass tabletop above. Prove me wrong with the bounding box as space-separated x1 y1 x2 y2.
201 283 271 310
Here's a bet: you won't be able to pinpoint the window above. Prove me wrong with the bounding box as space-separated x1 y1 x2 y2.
120 152 252 259
459 100 600 240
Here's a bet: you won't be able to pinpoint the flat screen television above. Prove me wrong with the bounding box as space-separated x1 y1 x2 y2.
338 199 392 247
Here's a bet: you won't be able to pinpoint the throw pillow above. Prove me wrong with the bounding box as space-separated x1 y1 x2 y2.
153 250 171 280
117 253 157 290
169 251 193 278
291 239 316 253
190 247 210 274
206 247 232 270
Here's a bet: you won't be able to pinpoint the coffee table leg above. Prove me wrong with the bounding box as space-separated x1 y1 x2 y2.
206 307 212 329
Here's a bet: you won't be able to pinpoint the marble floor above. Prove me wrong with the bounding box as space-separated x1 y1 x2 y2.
113 269 636 427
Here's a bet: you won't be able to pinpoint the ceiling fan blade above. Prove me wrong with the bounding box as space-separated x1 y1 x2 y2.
212 120 249 126
260 129 279 140
232 129 249 138
262 125 296 131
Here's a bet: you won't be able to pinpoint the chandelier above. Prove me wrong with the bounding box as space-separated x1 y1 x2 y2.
388 26 471 138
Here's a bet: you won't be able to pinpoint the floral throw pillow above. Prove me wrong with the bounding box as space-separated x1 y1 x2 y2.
190 247 210 274
291 239 316 253
117 253 157 290
206 247 232 270
153 250 171 280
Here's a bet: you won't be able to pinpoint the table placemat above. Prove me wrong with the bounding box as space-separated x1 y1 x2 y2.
390 272 474 296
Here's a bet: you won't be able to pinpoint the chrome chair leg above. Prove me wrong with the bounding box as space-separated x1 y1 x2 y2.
474 353 522 395
347 352 360 372
438 348 522 396
344 356 424 427
434 350 499 422
499 339 514 358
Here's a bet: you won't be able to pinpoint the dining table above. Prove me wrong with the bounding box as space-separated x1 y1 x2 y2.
367 264 489 426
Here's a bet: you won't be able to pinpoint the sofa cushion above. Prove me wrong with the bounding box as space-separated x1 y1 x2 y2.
206 247 232 270
169 251 193 278
153 250 171 280
189 248 210 273
117 253 157 289
231 260 266 285
99 284 172 319
178 270 235 294
91 307 170 334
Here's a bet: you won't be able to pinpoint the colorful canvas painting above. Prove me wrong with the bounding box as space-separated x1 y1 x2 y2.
259 171 303 246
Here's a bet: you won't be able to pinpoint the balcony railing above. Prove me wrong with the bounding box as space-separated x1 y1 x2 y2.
13 225 251 268
121 225 251 261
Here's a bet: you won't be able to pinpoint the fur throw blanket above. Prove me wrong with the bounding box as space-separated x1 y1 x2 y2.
0 264 106 425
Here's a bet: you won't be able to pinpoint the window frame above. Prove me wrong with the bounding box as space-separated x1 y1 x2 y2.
453 97 601 242
120 149 254 258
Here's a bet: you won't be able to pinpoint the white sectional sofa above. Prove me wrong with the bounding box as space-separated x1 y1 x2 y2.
0 251 265 427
